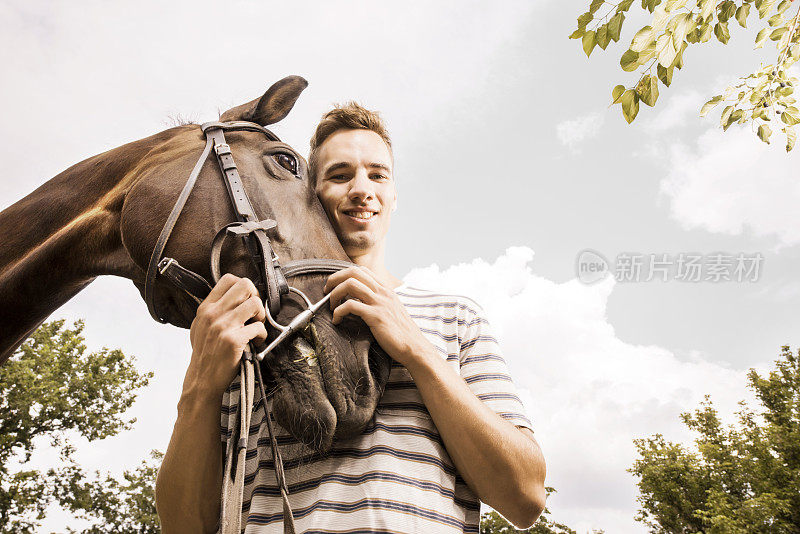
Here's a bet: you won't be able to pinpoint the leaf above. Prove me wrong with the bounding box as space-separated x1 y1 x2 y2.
608 13 625 41
781 111 800 125
758 123 772 143
758 0 777 18
612 84 626 103
770 27 788 41
736 4 750 27
714 22 731 44
597 24 612 49
657 33 678 67
583 30 598 57
621 49 640 71
657 64 674 86
719 1 737 23
700 95 722 116
720 105 734 128
755 27 770 47
768 13 784 27
652 4 671 30
589 0 604 14
640 75 660 106
787 128 797 151
577 12 593 30
621 89 640 123
699 0 714 21
671 12 693 48
617 0 635 12
639 39 658 64
776 0 791 14
700 22 714 42
631 25 655 52
673 39 688 69
569 28 585 39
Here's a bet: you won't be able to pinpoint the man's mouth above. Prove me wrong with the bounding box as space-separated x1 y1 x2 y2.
342 209 378 221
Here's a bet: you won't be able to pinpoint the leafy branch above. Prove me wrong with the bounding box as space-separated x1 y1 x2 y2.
571 0 800 151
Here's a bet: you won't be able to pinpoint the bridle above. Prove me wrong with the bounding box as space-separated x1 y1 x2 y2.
145 120 353 533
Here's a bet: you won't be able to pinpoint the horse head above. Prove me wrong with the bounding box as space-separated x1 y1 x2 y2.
102 76 392 450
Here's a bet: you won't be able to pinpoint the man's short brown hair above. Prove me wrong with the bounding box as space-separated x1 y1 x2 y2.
308 101 393 186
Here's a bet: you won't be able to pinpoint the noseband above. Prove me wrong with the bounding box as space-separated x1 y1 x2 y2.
145 120 354 533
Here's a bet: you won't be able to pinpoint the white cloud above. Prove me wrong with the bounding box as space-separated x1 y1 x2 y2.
404 247 751 533
556 112 605 150
660 127 800 250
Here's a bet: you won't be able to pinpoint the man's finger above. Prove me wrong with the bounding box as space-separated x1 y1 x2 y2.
240 321 268 344
324 266 379 294
329 277 376 310
331 298 373 325
217 277 260 312
231 295 266 324
204 273 241 304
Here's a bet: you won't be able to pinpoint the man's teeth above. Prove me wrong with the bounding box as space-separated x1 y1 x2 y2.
347 211 375 219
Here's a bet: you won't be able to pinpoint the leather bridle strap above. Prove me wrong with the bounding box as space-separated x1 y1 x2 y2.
204 125 288 316
144 134 214 322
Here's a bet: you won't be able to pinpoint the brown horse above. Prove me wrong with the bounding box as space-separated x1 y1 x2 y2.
0 75 391 451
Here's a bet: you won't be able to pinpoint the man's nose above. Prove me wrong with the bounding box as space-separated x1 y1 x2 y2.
348 168 374 201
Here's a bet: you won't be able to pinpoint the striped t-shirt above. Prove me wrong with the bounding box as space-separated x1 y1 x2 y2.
220 285 533 533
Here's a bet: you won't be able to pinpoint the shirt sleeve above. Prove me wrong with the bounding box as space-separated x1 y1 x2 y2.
458 301 534 432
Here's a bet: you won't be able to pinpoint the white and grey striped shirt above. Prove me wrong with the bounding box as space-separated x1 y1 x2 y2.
220 285 533 533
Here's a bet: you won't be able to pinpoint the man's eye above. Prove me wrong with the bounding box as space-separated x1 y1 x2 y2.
274 153 298 176
329 174 349 181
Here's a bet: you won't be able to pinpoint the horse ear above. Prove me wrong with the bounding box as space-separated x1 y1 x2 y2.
220 76 309 125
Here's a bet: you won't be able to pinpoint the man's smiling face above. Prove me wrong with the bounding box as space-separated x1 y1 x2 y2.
314 129 396 258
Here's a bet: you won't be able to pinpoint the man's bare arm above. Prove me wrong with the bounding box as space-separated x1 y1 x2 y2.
155 275 267 533
405 348 546 528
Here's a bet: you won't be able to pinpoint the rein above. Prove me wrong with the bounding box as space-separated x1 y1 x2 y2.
145 120 354 533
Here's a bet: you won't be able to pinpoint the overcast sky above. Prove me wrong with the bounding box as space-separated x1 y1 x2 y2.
1 1 798 532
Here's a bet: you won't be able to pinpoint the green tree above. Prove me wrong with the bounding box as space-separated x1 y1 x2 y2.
0 319 157 533
480 487 593 534
55 450 162 534
630 345 800 533
571 0 800 151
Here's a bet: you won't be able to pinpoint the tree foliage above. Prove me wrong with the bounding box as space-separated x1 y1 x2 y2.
54 450 162 534
0 319 158 533
571 0 800 151
630 345 800 533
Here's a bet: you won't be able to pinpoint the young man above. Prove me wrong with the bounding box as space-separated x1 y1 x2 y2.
156 104 546 533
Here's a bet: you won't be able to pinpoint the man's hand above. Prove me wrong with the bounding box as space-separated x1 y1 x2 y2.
324 266 433 368
185 273 268 399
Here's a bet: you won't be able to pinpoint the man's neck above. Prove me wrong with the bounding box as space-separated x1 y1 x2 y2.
346 246 403 289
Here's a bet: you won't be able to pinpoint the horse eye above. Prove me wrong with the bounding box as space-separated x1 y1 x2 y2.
274 153 298 176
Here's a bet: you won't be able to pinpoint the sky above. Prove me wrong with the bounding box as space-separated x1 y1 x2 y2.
1 1 798 532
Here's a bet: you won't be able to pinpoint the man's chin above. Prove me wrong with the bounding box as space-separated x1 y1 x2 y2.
338 232 377 254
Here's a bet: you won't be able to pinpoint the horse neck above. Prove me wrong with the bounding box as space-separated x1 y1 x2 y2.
0 132 171 363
